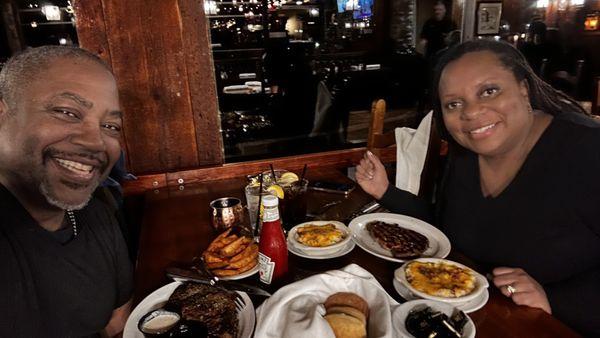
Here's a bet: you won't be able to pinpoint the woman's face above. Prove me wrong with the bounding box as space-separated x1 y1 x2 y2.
439 51 533 158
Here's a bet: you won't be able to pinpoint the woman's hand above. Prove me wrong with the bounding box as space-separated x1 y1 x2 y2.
355 151 389 200
492 267 552 314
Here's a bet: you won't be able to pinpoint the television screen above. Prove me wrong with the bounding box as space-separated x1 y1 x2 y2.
353 0 373 19
337 0 356 12
337 0 373 19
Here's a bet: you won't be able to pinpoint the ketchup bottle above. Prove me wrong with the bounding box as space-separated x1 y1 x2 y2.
258 195 288 285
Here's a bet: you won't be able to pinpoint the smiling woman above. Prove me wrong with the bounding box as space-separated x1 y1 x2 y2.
356 40 600 336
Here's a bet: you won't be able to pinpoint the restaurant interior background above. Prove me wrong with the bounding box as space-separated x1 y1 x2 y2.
0 0 599 170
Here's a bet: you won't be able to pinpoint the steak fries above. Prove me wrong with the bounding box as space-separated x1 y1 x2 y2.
202 228 259 277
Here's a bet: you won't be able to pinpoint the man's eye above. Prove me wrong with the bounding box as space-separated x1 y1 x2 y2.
481 87 499 97
55 109 79 119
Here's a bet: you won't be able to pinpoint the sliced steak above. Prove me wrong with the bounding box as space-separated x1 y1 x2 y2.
181 291 238 337
366 221 429 258
166 283 217 311
166 282 238 337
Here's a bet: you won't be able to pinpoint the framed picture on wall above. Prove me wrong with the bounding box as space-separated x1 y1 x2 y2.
476 2 503 35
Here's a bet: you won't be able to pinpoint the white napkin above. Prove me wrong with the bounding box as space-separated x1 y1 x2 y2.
394 111 433 196
254 264 401 338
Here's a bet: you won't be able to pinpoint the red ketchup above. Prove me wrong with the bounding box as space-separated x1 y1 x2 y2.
258 195 288 285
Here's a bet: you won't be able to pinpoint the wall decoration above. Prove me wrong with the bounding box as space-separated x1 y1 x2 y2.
476 2 503 35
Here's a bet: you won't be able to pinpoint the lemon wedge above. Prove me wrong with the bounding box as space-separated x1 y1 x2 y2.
267 184 284 199
280 172 299 183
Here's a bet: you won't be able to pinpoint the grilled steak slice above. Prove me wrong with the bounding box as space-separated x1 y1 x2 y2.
166 283 217 311
181 291 238 337
366 221 429 258
166 283 238 337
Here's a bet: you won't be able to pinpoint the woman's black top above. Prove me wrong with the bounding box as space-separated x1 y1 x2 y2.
379 115 600 337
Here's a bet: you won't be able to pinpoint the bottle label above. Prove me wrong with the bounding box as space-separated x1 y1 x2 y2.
259 252 275 284
263 207 280 222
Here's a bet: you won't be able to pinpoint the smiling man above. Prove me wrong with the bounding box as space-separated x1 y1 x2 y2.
0 46 132 337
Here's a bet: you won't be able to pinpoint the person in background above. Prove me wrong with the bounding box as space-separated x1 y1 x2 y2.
519 14 548 76
0 46 133 337
356 40 599 337
418 1 457 60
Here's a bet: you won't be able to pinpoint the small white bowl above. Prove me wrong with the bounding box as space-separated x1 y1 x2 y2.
288 221 351 255
395 258 489 304
395 299 476 338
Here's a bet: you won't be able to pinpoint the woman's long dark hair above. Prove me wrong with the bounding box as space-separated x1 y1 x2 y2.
430 39 589 139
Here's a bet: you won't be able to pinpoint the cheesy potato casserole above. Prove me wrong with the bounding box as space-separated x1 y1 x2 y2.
295 224 345 247
405 261 476 298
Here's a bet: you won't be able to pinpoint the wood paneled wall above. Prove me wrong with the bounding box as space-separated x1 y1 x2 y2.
74 0 223 175
73 0 400 195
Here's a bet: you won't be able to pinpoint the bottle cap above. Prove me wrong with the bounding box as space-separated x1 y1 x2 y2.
262 195 279 207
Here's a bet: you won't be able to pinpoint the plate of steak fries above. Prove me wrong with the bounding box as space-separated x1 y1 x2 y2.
349 213 450 263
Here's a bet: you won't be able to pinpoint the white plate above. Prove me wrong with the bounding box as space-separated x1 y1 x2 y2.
394 299 476 338
124 281 255 338
348 213 451 263
393 279 489 314
288 238 355 259
395 258 489 304
219 263 260 281
288 221 351 255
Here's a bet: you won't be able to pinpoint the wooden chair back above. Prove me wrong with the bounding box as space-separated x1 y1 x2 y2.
367 99 395 154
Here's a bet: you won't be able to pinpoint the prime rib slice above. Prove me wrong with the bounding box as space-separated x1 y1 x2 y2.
366 221 429 258
166 282 238 338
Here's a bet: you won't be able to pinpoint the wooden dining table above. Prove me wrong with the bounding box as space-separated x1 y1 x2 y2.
132 167 581 338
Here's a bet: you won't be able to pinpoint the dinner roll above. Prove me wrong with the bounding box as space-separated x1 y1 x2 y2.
326 306 366 325
325 313 367 338
324 293 369 338
324 292 369 318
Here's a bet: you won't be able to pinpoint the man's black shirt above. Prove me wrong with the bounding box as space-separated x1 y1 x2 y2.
0 184 133 337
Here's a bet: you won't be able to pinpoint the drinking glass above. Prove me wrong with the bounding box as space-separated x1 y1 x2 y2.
244 183 270 232
280 179 309 230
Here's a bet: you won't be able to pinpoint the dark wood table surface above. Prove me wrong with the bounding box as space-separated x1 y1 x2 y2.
133 167 581 338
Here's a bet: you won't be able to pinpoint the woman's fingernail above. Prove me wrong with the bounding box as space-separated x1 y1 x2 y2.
367 150 373 156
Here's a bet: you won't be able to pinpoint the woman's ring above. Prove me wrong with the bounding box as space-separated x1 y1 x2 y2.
506 284 517 296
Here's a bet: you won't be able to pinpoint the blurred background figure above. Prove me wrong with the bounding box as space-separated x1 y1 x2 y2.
418 1 457 61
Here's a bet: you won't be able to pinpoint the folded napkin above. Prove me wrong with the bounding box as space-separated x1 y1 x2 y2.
394 111 433 196
254 264 401 338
